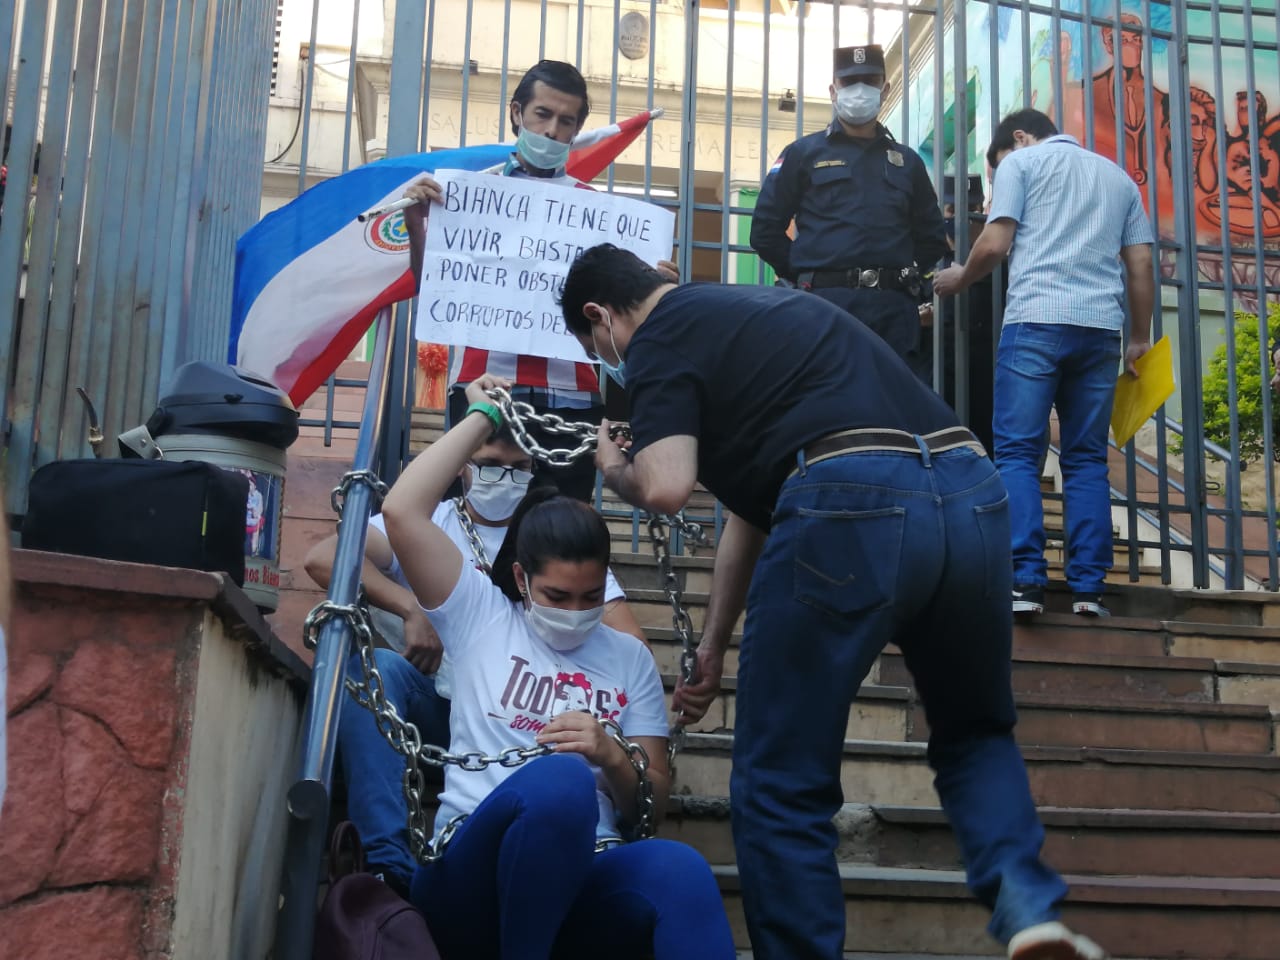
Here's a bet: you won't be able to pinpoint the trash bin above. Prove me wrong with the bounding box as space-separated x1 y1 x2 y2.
142 362 299 611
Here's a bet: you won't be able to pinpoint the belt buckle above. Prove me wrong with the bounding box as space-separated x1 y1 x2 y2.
858 268 879 288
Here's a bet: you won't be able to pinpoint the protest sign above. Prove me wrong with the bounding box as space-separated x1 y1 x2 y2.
415 169 675 363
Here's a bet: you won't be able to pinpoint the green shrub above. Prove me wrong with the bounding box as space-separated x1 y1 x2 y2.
1187 302 1280 462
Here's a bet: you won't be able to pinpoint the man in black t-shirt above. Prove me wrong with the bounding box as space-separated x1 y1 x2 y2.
557 244 1106 960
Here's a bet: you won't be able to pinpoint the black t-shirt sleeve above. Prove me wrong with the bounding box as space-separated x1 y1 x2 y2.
625 337 702 456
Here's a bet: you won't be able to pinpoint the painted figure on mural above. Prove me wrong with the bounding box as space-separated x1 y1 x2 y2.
1188 86 1219 195
1089 13 1172 190
1224 91 1280 231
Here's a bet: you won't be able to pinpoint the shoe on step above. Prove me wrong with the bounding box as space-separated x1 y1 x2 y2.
1071 593 1110 618
1008 921 1108 960
1011 584 1046 614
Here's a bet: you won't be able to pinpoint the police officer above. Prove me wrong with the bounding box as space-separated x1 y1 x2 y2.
750 44 947 380
937 173 1001 455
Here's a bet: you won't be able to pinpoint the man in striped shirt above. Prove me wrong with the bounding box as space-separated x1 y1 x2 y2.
401 60 674 502
934 108 1154 619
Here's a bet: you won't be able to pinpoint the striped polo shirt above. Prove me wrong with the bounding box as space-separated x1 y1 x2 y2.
988 134 1154 332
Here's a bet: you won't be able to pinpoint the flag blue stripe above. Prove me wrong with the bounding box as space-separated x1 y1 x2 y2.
229 143 511 363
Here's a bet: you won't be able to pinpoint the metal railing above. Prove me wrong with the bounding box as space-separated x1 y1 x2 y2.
275 306 394 959
1 0 276 515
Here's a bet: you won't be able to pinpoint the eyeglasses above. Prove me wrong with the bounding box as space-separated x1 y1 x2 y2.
473 464 534 484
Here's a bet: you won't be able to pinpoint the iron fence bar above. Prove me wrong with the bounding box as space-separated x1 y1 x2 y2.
719 0 736 284
1048 0 1063 131
160 0 214 383
339 0 362 172
1170 0 1211 587
110 0 166 433
757 0 771 287
987 0 1003 375
499 0 512 144
643 0 657 201
295 0 322 193
607 0 621 193
1207 0 1245 587
136 0 185 421
1239 0 1277 589
8 0 78 503
930 4 944 391
418 0 437 153
460 0 475 147
898 0 909 147
1081 0 1095 151
0 0 50 462
274 305 394 960
539 0 548 61
45 0 107 465
0 0 16 141
1135 0 1169 584
952 0 971 424
1019 0 1031 108
676 0 699 283
795 0 806 136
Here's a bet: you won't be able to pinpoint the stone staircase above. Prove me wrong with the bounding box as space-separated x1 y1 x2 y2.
600 483 1280 959
286 407 1280 958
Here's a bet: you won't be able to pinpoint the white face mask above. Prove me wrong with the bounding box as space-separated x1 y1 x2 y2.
835 82 882 126
465 464 531 522
522 574 604 652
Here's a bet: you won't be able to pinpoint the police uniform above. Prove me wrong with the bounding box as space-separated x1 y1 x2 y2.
937 174 1001 455
749 44 947 380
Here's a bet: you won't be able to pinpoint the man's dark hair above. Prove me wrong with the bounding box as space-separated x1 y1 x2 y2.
489 488 610 603
559 243 667 337
986 108 1059 170
510 60 590 135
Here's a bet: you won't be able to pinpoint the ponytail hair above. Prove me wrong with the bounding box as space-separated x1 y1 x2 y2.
490 487 611 603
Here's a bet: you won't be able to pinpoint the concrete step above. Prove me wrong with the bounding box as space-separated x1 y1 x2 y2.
666 798 1280 881
662 676 1277 755
673 733 1280 813
709 863 1280 958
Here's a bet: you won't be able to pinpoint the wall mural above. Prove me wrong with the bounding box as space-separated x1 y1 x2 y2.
887 0 1280 309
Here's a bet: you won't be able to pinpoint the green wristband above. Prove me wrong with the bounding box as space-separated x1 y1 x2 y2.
465 400 504 435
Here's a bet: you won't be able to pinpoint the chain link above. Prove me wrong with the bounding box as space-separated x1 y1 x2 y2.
331 468 390 515
453 497 493 574
486 386 711 768
338 598 656 863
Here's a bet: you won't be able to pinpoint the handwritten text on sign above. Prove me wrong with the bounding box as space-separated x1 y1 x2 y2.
415 169 675 364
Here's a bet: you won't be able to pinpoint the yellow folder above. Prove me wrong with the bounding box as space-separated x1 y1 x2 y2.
1111 335 1175 448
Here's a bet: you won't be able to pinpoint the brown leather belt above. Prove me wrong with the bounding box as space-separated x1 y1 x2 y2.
790 426 986 477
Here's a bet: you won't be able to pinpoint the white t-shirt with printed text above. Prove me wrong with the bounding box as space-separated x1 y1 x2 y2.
426 562 667 842
367 505 626 697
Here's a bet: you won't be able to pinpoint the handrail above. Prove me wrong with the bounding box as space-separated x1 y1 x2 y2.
273 306 395 960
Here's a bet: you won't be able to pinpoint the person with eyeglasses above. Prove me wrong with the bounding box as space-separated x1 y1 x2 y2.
304 423 644 897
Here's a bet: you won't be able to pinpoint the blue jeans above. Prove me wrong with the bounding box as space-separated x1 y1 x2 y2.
338 649 452 887
731 446 1067 958
993 322 1122 594
410 755 736 960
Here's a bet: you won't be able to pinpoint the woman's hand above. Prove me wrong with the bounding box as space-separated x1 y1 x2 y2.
464 374 512 409
536 710 623 767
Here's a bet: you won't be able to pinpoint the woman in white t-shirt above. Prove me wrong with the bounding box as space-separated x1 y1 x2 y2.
381 375 734 960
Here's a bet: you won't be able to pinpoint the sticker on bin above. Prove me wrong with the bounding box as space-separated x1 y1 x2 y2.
233 468 283 588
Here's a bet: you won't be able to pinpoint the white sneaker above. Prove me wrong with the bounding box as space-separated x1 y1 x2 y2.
1008 921 1109 960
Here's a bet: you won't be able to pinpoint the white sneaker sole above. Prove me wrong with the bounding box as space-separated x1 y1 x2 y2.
1012 600 1045 614
1072 602 1109 617
1008 921 1109 960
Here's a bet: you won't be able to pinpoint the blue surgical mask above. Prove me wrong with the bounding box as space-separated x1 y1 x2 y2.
592 312 627 388
516 126 571 173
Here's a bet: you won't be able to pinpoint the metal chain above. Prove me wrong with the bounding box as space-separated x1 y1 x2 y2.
338 600 656 862
485 386 711 767
331 468 390 514
452 497 493 574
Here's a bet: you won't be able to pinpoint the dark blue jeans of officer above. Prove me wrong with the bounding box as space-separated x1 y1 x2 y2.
730 444 1067 959
811 286 930 383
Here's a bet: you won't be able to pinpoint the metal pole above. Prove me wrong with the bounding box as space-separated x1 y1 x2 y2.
274 306 394 960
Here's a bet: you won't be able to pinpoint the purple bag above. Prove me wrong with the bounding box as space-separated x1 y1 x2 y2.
313 822 439 960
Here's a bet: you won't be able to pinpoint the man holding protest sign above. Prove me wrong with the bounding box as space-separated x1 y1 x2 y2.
401 59 674 501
